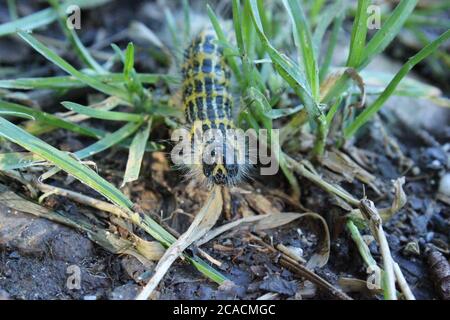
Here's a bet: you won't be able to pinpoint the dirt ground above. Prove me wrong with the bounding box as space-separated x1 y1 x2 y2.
0 1 448 300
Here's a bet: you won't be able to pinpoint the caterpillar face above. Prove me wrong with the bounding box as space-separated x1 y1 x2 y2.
181 29 247 186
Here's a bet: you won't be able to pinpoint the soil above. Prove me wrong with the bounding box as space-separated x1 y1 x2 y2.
0 1 448 300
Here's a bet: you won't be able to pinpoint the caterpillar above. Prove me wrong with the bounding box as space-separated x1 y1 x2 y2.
180 29 247 186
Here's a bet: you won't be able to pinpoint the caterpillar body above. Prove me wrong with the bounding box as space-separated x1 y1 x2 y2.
181 29 246 186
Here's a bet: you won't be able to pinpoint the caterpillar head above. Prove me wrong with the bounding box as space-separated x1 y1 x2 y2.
197 131 249 187
174 123 250 187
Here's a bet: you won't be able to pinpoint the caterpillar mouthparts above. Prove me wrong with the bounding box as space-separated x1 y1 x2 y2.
181 29 247 186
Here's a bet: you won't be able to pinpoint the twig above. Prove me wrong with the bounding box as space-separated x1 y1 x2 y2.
285 156 360 206
393 262 415 300
359 199 397 300
277 243 307 264
37 183 129 219
346 220 378 268
247 233 352 300
144 207 220 268
136 186 223 300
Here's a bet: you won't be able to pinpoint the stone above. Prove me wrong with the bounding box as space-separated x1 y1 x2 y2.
109 283 140 300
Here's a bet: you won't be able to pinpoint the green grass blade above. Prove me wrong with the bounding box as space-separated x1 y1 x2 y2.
321 0 417 103
48 0 106 74
248 0 317 117
0 152 44 171
360 70 443 98
360 0 419 68
61 101 144 122
68 28 106 74
7 0 18 20
124 42 135 79
243 0 258 59
0 100 99 138
0 73 177 90
111 43 126 63
0 110 34 120
0 8 57 37
282 0 319 100
164 7 179 47
319 8 345 81
310 0 327 24
325 97 343 125
21 95 120 137
345 30 450 138
0 119 226 285
247 87 272 130
39 121 143 181
313 0 346 57
17 30 129 101
122 42 147 107
0 116 133 209
75 122 142 159
182 0 191 40
207 4 243 83
266 105 304 119
121 120 152 187
0 0 112 37
346 0 370 67
232 0 245 57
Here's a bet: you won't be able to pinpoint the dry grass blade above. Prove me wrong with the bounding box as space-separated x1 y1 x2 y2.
0 183 164 263
320 67 366 107
136 185 224 300
321 149 380 194
197 211 330 268
338 277 382 295
359 199 415 300
393 262 415 300
379 177 407 221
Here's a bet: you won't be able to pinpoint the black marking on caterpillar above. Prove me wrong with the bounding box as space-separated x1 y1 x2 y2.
181 29 247 186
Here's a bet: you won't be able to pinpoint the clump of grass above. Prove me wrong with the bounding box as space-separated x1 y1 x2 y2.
205 0 448 191
0 1 225 286
0 0 449 297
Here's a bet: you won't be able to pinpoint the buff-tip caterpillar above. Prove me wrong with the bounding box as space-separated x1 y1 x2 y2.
178 28 248 186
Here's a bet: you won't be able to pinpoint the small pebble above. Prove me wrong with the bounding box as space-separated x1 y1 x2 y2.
0 289 10 300
430 160 442 170
403 241 420 256
411 166 421 176
438 173 450 197
9 251 20 259
419 147 447 171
